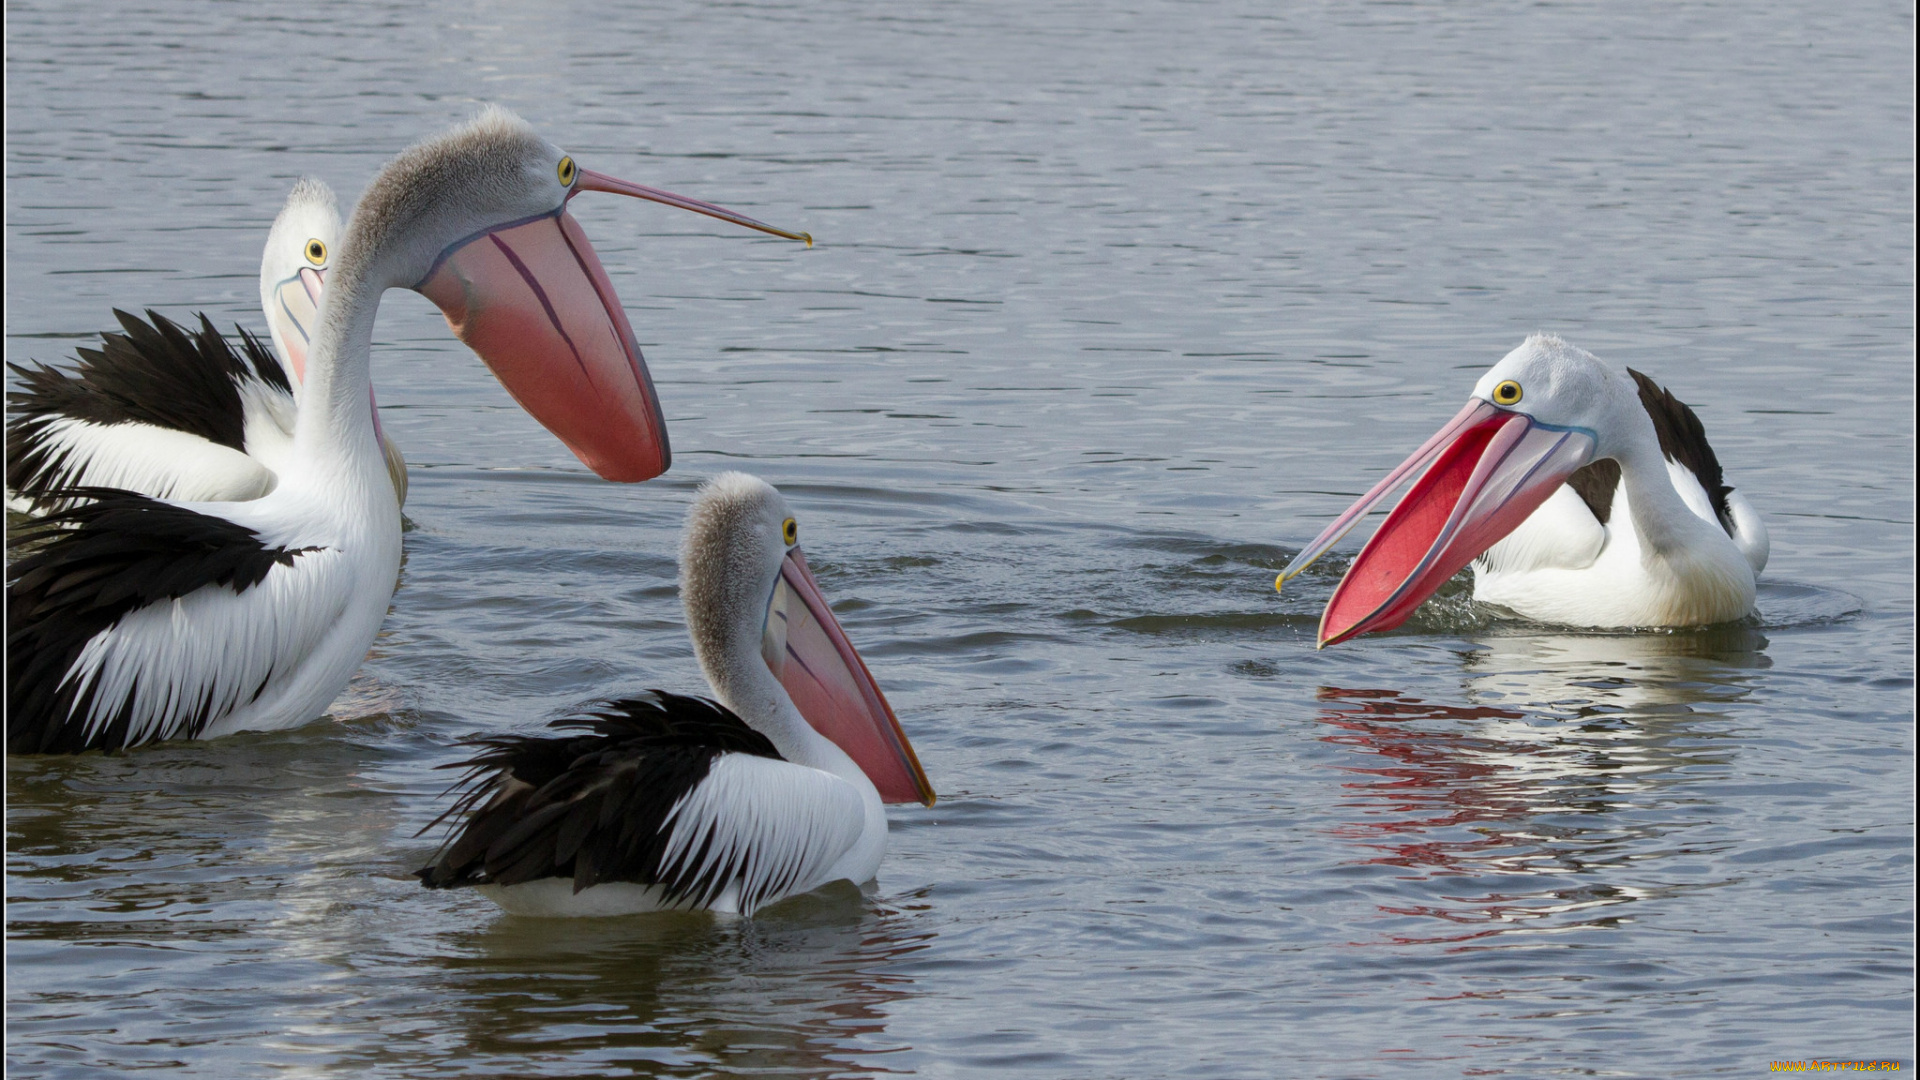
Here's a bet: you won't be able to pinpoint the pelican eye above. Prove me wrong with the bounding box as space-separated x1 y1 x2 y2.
304 238 327 266
1492 379 1523 406
557 156 577 186
782 518 798 545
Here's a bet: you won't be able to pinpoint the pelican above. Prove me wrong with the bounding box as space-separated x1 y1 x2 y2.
416 472 935 917
1278 334 1768 644
7 108 810 755
5 179 411 510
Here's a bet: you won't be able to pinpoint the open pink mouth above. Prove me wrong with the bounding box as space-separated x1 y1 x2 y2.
761 548 936 806
413 168 808 484
417 209 670 483
1280 399 1596 647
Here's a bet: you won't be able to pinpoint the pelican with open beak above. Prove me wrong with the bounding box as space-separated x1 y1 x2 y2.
7 108 809 754
1278 335 1766 645
417 472 934 917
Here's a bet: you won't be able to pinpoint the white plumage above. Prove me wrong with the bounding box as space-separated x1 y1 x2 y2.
659 755 871 909
11 106 799 754
5 178 409 511
17 415 278 506
1284 334 1770 642
477 755 871 918
420 473 934 917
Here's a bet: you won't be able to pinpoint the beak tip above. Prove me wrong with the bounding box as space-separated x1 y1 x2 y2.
1274 574 1286 594
1318 623 1359 649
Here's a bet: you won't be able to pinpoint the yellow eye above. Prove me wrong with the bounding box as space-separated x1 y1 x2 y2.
304 238 327 266
557 156 576 186
1492 379 1523 406
782 518 798 545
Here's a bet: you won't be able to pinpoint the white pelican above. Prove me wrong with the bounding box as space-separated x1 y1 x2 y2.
1278 334 1769 644
416 472 935 917
7 108 810 755
5 179 411 509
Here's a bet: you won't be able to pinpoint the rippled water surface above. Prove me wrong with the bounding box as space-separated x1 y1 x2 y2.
6 1 1913 1076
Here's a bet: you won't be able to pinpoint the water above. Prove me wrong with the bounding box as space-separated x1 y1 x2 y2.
5 0 1913 1075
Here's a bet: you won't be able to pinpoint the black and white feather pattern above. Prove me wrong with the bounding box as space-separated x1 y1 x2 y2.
1560 369 1737 534
418 692 867 915
1626 367 1735 534
6 489 326 754
6 309 292 510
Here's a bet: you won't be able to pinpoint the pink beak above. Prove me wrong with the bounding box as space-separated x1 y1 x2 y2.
761 548 936 806
1279 399 1597 647
267 265 326 383
413 169 809 484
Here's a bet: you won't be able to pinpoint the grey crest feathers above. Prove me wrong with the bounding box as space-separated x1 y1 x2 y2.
341 105 552 283
680 472 790 671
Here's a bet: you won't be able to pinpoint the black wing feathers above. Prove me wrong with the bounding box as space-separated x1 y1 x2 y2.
416 692 785 904
1627 368 1735 535
1566 458 1623 525
6 490 318 754
6 310 279 504
235 325 293 395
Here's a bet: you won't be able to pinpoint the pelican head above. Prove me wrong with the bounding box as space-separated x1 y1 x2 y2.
259 177 340 387
1279 334 1629 646
1469 335 1649 462
338 107 810 483
680 472 935 806
259 178 410 504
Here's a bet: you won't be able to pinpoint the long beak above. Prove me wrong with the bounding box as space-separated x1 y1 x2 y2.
1295 399 1597 647
761 548 936 806
267 266 325 383
415 208 672 482
413 174 808 484
574 169 812 246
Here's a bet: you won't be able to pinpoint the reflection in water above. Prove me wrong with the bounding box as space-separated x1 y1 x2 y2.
6 735 931 1078
1463 623 1771 715
384 890 932 1077
1318 626 1767 947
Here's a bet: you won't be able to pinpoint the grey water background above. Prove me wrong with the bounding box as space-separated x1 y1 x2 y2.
5 0 1913 1075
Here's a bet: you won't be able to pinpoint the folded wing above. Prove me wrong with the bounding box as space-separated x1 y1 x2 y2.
6 490 340 753
419 693 867 915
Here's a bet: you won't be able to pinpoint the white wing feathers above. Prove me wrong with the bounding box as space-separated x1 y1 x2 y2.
1725 490 1769 575
22 416 278 506
657 754 868 915
1476 483 1607 576
62 544 352 747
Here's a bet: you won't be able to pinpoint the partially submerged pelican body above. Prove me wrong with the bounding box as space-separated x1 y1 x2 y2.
1280 335 1768 644
5 179 410 510
6 108 810 755
417 472 934 917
